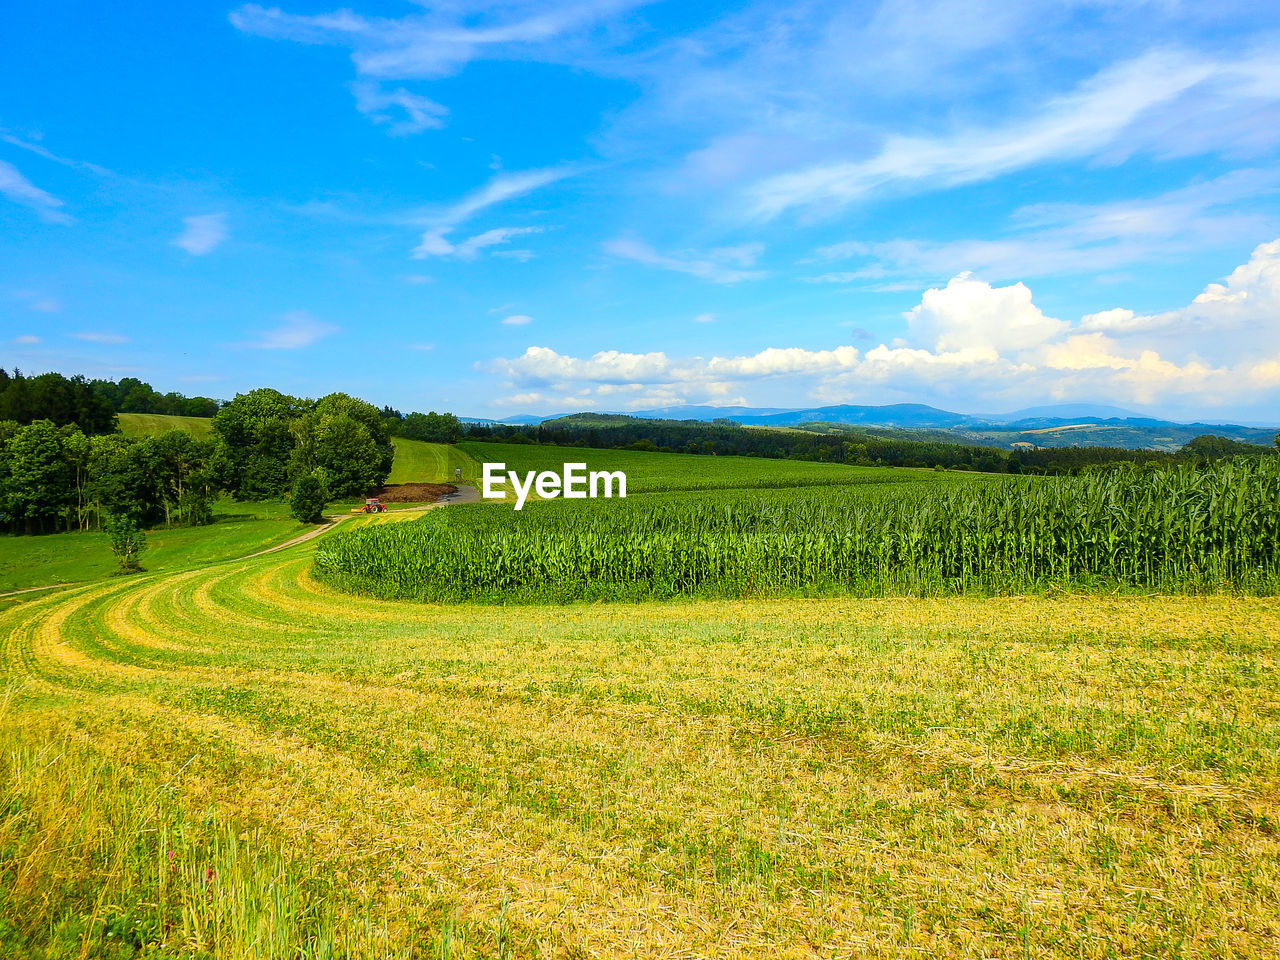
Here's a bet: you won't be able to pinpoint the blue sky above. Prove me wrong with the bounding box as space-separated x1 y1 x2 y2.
4 1 1280 421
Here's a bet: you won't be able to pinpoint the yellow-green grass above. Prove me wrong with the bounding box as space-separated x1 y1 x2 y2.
2 537 1277 956
388 437 479 484
117 412 214 437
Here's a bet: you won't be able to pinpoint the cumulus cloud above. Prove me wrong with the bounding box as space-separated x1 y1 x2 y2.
603 236 768 284
905 272 1068 354
174 213 229 255
247 310 339 349
481 241 1280 418
1081 239 1280 344
0 159 71 223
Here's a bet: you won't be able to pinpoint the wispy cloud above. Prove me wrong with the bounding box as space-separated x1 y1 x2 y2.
748 47 1280 219
13 290 62 313
230 1 647 130
500 314 534 326
692 312 716 323
0 130 117 178
71 331 129 344
411 167 569 259
806 169 1280 283
0 159 71 223
174 213 229 255
603 237 768 284
351 81 448 135
12 335 40 344
247 310 338 349
417 226 543 260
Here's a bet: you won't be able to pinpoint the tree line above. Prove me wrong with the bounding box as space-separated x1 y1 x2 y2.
0 388 400 534
0 368 220 432
463 415 1277 476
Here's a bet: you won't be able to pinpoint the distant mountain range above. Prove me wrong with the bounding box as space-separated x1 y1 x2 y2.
463 402 1279 452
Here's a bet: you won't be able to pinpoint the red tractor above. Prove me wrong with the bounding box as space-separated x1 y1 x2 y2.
361 497 387 514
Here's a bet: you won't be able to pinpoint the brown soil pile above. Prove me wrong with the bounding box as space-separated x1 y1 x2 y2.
373 483 457 503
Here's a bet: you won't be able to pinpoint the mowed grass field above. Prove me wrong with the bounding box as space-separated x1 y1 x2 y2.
117 412 214 437
2 514 1278 957
389 437 480 484
0 515 308 594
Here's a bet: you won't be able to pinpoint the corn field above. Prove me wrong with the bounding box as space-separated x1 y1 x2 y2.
314 460 1280 601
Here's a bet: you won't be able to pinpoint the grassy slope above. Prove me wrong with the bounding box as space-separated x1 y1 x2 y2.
1 542 1276 957
457 440 926 493
0 516 308 593
117 412 213 437
388 437 479 483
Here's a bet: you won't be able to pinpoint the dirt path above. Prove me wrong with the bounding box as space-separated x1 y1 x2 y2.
239 515 350 559
0 583 74 600
0 486 485 600
238 484 481 559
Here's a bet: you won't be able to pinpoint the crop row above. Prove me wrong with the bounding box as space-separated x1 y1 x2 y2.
313 460 1280 602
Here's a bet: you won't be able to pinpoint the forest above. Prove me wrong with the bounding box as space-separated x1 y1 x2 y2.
0 374 397 534
463 413 1278 475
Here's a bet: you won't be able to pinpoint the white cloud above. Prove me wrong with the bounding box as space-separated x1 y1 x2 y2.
418 226 543 260
603 236 768 284
71 332 129 344
708 242 764 267
905 272 1068 354
811 170 1280 284
410 168 568 259
12 335 40 344
231 1 645 132
0 159 71 223
748 47 1280 219
501 314 534 326
351 81 448 135
488 345 674 386
481 241 1280 418
174 213 229 255
230 1 644 78
692 313 716 323
1089 239 1280 338
248 310 339 349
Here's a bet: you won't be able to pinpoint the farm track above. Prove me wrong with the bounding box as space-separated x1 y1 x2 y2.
3 540 1280 957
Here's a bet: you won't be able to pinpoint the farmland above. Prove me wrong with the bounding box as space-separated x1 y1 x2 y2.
0 514 307 593
317 459 1280 603
457 440 923 492
117 412 215 438
2 527 1278 957
4 445 1279 957
388 438 480 484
